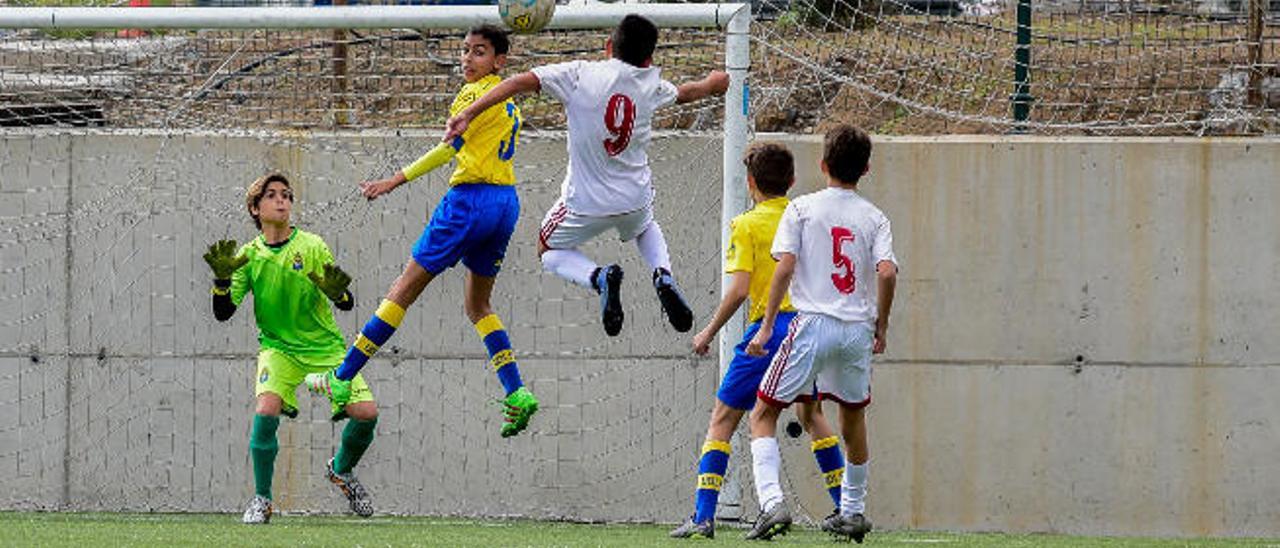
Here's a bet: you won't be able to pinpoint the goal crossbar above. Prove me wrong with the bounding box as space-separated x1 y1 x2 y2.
0 4 745 31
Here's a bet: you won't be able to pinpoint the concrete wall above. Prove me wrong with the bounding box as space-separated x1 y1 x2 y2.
1 130 1278 538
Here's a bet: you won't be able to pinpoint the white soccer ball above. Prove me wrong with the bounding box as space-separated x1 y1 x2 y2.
498 0 556 34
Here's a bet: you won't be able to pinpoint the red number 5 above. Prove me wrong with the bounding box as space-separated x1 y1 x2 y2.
603 94 635 156
831 226 855 294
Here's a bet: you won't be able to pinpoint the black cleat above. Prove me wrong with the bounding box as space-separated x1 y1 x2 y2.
594 264 625 336
821 512 872 543
745 503 792 540
653 268 693 332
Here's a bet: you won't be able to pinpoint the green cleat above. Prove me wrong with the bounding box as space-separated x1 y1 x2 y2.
500 387 539 438
305 369 352 421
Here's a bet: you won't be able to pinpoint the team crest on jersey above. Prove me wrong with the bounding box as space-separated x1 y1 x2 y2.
292 252 304 271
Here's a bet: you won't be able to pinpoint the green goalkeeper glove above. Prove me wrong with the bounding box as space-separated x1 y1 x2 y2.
202 240 249 280
308 263 352 303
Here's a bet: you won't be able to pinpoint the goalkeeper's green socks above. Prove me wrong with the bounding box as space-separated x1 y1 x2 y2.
249 414 280 499
333 417 377 475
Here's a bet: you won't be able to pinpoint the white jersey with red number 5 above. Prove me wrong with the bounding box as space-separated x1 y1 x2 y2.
771 187 897 324
531 59 679 216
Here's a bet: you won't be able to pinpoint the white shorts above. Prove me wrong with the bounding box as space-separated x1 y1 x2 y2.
757 312 874 408
539 200 653 250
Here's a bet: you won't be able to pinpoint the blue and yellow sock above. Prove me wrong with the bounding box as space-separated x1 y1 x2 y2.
336 299 405 381
812 435 845 509
474 314 523 396
693 439 731 524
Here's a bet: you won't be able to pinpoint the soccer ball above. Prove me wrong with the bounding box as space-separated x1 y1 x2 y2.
498 0 556 34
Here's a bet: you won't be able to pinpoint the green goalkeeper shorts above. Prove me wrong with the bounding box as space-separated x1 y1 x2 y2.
255 348 374 416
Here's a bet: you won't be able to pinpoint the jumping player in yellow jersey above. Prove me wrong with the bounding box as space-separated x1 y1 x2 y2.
305 24 538 438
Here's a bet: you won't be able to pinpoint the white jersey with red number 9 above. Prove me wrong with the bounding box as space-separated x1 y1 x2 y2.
771 187 898 324
532 59 679 216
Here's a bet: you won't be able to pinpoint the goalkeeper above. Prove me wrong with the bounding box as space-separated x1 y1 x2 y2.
205 173 378 525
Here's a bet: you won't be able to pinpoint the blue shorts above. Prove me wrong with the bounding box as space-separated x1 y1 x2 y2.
412 184 519 278
717 311 800 410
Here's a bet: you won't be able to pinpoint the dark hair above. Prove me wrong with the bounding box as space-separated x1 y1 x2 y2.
823 124 872 185
468 24 510 55
245 173 292 229
744 141 794 197
611 14 658 67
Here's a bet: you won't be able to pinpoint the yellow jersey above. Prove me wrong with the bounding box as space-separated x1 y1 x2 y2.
447 74 522 186
725 196 796 323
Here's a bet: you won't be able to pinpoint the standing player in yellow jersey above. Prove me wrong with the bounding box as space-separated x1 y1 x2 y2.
670 143 844 539
305 25 538 438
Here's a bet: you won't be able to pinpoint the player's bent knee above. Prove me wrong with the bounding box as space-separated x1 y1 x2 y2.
750 399 783 421
255 393 283 416
708 401 745 438
344 401 378 421
795 402 826 427
463 301 493 323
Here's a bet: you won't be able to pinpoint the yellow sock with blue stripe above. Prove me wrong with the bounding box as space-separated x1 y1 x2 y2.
812 435 845 509
474 314 523 396
336 299 405 381
693 439 731 523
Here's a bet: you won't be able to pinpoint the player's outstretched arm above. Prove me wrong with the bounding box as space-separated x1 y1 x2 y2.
203 239 248 321
361 140 460 200
308 263 355 311
746 253 795 356
692 271 751 356
444 71 541 141
873 260 897 354
675 70 730 104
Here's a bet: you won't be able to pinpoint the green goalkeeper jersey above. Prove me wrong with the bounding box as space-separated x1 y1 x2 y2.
231 228 346 367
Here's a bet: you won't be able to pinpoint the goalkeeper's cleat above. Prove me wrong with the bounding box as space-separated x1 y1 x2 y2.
305 369 352 420
821 512 872 543
744 503 792 540
653 267 693 333
500 387 539 438
241 495 273 524
594 264 624 337
669 516 715 539
326 458 374 518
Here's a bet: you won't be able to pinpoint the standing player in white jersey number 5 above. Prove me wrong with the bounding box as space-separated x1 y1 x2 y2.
445 14 730 337
743 125 899 543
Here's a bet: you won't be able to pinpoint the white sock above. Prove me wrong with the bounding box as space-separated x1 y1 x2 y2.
840 461 868 516
635 221 671 274
751 437 784 513
541 249 598 291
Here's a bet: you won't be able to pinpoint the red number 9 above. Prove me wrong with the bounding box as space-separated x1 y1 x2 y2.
603 94 635 157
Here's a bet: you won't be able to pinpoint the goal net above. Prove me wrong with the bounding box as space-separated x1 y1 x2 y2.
0 2 789 522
